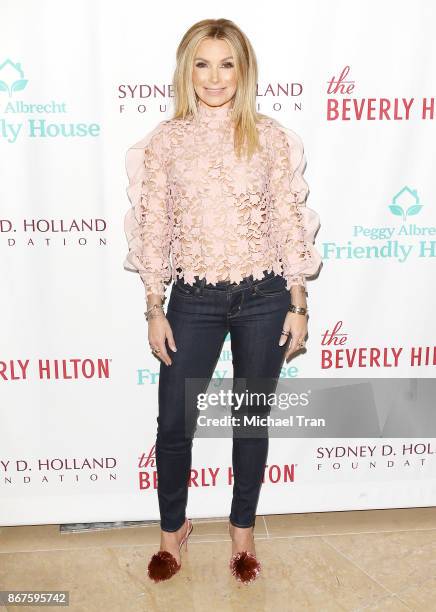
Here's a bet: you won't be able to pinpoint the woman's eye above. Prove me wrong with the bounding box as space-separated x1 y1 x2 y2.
194 62 234 68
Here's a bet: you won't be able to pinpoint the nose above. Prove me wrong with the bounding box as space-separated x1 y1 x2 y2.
210 67 219 82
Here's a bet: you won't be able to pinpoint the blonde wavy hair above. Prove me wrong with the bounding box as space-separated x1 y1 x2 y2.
172 18 266 160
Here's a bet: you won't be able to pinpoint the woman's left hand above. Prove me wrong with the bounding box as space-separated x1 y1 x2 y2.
279 312 307 361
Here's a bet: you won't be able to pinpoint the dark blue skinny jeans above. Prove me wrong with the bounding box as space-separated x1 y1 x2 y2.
156 269 291 532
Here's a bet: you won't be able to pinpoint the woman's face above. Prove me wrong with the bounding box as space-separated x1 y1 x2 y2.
192 38 237 110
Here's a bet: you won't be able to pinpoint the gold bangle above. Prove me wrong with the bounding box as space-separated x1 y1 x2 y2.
289 304 308 316
144 304 164 321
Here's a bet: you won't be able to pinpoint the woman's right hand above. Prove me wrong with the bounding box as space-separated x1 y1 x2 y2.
148 314 177 366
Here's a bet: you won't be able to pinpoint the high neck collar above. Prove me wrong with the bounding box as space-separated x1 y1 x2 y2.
196 102 233 121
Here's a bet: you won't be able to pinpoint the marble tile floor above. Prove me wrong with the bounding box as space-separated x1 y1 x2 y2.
1 508 436 611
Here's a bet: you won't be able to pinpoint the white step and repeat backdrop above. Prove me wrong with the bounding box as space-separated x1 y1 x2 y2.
1 0 435 526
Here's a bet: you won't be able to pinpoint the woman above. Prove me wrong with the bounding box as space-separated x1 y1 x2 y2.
123 18 322 584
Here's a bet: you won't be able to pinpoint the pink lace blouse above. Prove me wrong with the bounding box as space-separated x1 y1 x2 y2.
123 103 322 300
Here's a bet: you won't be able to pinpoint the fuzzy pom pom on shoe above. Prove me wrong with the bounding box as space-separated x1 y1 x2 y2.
229 550 261 584
148 550 180 582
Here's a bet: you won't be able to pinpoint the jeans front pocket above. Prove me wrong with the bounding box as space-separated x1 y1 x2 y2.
253 274 288 298
172 278 196 299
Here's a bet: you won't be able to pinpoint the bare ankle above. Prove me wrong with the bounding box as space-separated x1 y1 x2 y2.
229 523 254 539
161 519 187 541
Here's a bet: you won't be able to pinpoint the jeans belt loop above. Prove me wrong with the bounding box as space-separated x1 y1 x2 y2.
246 275 255 295
198 276 206 297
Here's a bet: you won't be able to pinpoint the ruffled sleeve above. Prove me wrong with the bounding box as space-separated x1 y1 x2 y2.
268 121 322 291
123 122 172 300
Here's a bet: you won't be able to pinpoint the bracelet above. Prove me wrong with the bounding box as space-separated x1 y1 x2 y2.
144 304 164 321
289 304 308 316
